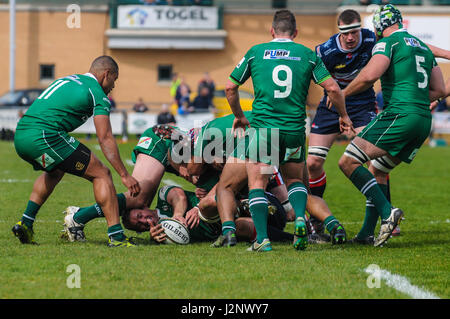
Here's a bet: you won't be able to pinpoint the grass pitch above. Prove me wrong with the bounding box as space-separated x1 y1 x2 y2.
0 138 449 299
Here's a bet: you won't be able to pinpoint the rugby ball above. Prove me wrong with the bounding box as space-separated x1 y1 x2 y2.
158 218 190 245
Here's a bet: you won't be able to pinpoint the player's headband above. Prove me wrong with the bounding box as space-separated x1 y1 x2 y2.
338 22 361 34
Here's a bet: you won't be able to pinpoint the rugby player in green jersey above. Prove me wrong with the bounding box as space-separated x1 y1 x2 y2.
121 185 294 245
339 4 446 247
61 124 178 242
12 56 140 247
185 112 349 247
216 10 354 252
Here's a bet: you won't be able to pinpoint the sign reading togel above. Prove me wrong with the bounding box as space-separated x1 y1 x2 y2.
363 15 450 63
117 5 219 29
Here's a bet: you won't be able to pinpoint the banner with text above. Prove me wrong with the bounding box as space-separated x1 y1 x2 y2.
118 5 219 29
363 15 450 63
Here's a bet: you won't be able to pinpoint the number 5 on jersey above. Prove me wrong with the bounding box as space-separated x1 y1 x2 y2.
415 55 428 89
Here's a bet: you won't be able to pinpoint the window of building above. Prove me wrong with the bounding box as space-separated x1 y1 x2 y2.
158 65 173 83
39 64 55 81
272 0 287 8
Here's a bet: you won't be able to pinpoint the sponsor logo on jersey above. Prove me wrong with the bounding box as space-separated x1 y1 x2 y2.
75 161 85 171
404 37 427 50
65 74 82 85
408 148 419 161
323 48 336 56
335 64 346 70
284 146 302 161
35 153 55 169
263 50 300 61
137 136 152 149
372 42 386 54
264 49 289 59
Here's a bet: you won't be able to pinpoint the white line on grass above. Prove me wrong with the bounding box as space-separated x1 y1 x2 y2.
0 178 33 183
364 267 440 299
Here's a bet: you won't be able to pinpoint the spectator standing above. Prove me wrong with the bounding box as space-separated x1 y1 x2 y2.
198 72 215 107
170 73 181 104
192 86 214 112
176 80 193 114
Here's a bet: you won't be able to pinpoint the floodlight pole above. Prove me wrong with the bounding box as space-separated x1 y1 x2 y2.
9 0 16 93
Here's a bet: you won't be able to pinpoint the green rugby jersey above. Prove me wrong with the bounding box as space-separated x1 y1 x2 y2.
229 38 331 132
194 111 253 158
17 73 111 132
372 30 437 117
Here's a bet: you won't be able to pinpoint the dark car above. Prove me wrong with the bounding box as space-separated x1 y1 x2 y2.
0 88 45 108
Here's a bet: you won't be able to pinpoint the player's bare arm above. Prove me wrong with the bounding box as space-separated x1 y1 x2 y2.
428 66 446 103
186 185 219 229
94 114 140 197
225 79 250 137
319 77 354 136
343 54 390 97
165 187 188 225
426 43 450 60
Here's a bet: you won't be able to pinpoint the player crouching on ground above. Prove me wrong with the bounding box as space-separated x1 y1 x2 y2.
121 185 294 244
161 116 348 249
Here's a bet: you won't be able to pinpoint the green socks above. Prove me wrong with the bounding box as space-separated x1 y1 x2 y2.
349 166 391 220
324 215 339 233
21 201 41 228
248 189 268 244
73 193 127 225
107 223 126 241
358 183 390 239
287 182 308 220
221 221 236 236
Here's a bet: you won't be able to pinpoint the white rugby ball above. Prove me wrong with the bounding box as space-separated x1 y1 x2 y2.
158 218 190 245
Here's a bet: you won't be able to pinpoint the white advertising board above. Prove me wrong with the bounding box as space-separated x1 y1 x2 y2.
118 5 218 30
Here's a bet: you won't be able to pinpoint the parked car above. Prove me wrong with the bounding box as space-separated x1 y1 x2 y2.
0 88 45 108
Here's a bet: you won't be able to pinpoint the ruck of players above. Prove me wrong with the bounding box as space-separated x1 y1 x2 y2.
11 5 448 253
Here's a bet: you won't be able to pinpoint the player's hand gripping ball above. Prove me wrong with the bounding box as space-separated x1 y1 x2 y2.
158 218 190 245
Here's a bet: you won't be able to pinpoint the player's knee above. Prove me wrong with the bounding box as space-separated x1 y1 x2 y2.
217 179 234 194
307 146 329 171
342 142 370 166
171 187 186 200
370 156 397 175
100 165 112 179
338 153 352 172
307 155 325 173
86 156 112 180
